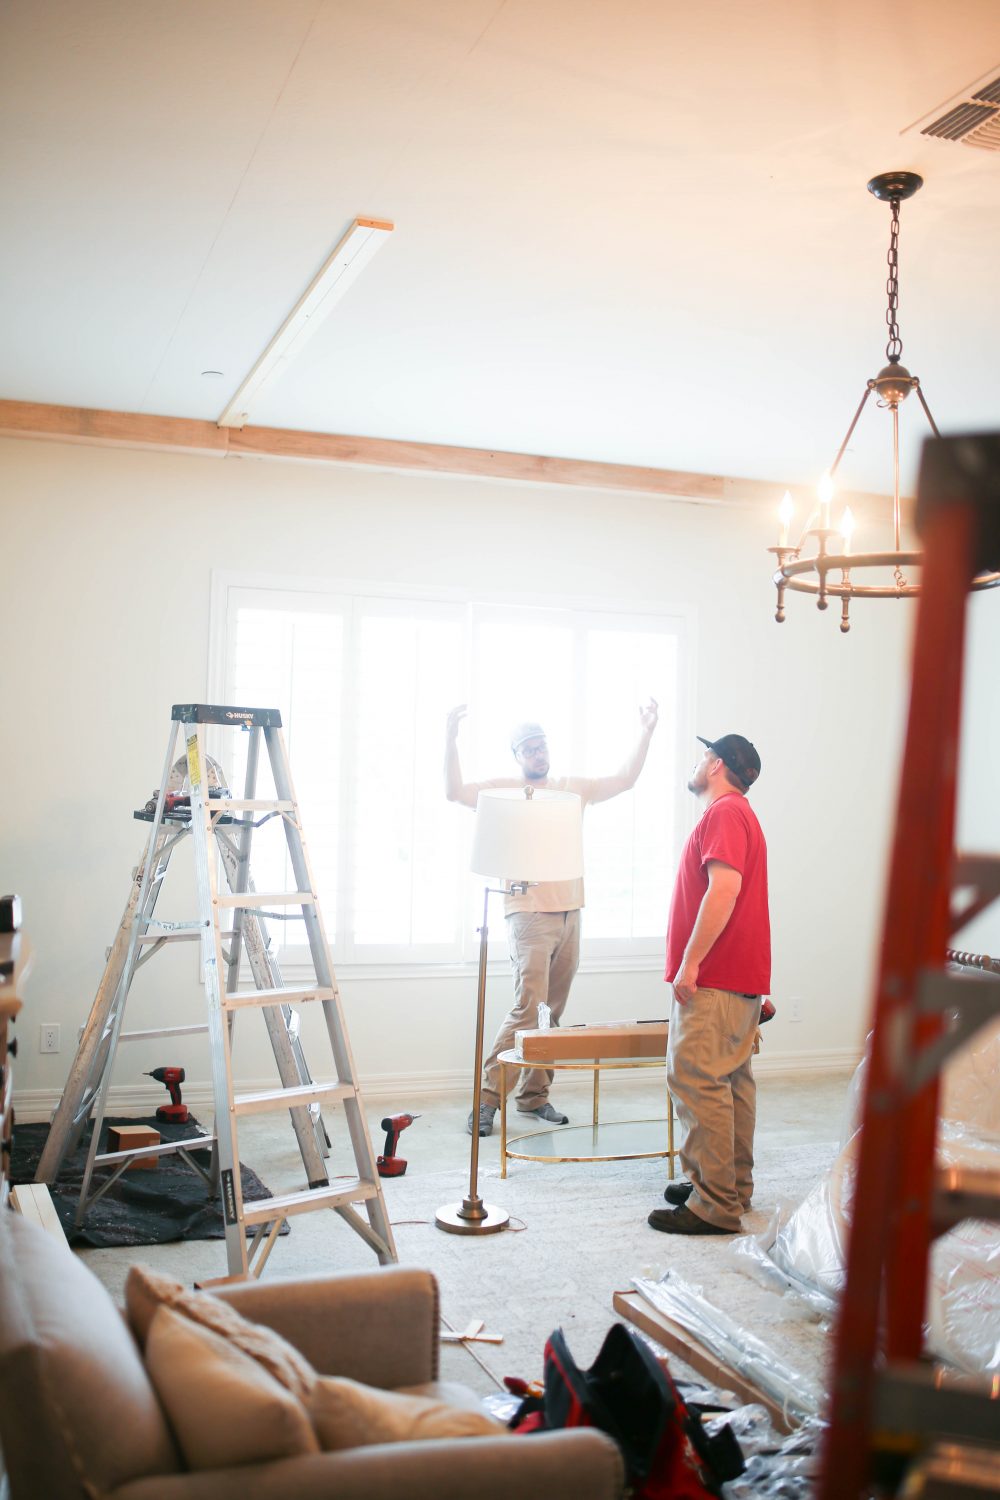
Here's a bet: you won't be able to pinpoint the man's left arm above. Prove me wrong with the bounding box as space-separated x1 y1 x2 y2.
588 699 659 804
672 860 742 1004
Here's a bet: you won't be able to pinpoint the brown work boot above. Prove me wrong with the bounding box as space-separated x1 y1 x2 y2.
647 1204 734 1235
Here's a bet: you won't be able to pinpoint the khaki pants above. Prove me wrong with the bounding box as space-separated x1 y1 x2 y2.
666 986 762 1231
480 910 581 1112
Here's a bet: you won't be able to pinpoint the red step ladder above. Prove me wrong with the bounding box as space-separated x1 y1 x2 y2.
819 433 1000 1499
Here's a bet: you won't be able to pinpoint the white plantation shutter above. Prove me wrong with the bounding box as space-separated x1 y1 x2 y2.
580 625 676 951
226 597 345 953
216 579 688 966
351 601 465 956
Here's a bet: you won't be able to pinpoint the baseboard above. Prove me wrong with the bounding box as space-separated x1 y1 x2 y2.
750 1047 860 1077
13 1050 859 1123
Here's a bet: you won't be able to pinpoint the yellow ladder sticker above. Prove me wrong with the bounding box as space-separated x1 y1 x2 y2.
187 734 202 792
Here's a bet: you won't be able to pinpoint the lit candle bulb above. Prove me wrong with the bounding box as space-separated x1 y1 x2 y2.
818 472 835 531
840 506 855 556
778 490 794 548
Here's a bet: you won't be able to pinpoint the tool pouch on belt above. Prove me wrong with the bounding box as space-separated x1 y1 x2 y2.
508 1323 744 1499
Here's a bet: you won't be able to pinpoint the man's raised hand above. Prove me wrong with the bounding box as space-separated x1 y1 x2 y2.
640 697 659 734
446 704 467 743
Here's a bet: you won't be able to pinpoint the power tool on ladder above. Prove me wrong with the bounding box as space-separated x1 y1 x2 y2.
36 703 397 1281
818 432 1000 1500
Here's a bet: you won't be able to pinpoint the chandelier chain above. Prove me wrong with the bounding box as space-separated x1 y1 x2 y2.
885 196 902 363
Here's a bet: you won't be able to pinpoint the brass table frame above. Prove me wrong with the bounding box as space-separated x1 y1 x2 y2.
497 1047 676 1179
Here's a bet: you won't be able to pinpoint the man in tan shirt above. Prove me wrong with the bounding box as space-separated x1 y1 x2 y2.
445 701 659 1135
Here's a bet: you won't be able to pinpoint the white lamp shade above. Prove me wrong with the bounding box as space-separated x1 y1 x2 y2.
470 789 583 882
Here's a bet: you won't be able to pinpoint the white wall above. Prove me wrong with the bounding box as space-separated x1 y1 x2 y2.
1 435 917 1116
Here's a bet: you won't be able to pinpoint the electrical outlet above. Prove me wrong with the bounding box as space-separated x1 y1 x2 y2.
788 996 803 1024
39 1023 61 1054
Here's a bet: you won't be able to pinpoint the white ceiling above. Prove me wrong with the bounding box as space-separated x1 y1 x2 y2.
2 0 998 493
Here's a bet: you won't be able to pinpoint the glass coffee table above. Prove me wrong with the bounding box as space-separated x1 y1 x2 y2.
497 1048 677 1179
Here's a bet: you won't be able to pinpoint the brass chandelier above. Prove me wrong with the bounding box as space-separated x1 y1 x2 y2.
769 171 1000 633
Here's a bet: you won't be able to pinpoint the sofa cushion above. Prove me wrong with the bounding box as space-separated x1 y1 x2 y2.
0 1214 180 1497
126 1263 314 1399
145 1307 320 1470
308 1376 505 1450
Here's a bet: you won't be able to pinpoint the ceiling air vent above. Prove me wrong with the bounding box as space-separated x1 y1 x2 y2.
905 65 1000 153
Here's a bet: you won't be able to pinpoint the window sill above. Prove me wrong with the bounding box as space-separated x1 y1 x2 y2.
248 954 664 984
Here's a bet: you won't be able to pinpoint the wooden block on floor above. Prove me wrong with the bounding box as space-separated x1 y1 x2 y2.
106 1124 161 1169
10 1183 69 1245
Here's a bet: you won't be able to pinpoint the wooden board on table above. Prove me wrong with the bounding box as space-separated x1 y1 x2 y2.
517 1021 668 1062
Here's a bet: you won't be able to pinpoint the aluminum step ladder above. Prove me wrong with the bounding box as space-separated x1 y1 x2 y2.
818 433 1000 1498
36 703 396 1277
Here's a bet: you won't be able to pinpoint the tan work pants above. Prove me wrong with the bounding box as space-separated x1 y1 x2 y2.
666 985 762 1231
479 910 581 1112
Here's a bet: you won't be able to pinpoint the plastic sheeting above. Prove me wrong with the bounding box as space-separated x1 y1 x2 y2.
634 1269 824 1425
701 1394 823 1499
732 985 1000 1377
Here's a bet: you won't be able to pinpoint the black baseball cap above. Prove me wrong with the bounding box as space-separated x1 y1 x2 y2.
697 734 761 789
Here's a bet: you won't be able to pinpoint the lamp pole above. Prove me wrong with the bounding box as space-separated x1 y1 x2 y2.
436 785 582 1237
435 881 510 1235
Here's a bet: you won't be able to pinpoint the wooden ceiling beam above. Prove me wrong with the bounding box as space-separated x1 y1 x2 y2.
0 398 892 511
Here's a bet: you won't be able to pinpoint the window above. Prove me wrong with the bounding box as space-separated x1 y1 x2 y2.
210 575 690 968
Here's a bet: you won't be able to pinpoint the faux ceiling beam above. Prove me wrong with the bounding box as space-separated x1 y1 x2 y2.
0 398 895 511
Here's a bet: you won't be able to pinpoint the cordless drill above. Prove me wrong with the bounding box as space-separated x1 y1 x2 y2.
376 1112 419 1177
146 1066 189 1123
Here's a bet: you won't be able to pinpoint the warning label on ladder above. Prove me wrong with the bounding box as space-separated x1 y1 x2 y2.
221 1168 238 1226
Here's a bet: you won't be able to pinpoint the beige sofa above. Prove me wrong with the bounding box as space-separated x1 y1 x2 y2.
0 1213 624 1499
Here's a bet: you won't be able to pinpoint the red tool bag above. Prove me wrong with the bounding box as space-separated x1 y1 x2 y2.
508 1323 743 1499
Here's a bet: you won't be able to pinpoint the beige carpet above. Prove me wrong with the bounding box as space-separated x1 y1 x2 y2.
374 1137 840 1394
77 1077 847 1399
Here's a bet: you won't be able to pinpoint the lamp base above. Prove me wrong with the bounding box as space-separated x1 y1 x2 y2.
435 1200 510 1235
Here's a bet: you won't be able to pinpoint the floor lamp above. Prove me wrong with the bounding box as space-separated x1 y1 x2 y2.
436 786 583 1236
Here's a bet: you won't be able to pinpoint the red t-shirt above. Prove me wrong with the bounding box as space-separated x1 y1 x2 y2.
664 792 770 995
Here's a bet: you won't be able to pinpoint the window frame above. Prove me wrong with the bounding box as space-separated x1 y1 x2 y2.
208 569 696 976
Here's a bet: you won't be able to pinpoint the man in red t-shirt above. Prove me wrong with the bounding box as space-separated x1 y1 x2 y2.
648 733 770 1236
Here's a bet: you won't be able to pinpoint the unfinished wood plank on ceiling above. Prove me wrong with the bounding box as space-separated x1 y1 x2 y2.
0 399 891 511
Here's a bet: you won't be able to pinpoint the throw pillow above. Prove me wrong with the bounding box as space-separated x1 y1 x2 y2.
125 1263 315 1401
309 1377 505 1450
128 1263 505 1457
145 1306 320 1470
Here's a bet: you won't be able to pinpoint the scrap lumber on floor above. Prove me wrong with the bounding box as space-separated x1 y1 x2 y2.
613 1289 795 1433
10 1183 68 1245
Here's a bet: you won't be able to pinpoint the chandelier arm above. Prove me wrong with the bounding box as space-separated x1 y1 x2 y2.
913 383 942 440
892 404 901 552
828 385 875 480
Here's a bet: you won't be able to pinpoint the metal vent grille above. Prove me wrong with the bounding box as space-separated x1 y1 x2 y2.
907 67 1000 153
923 100 997 140
972 76 1000 104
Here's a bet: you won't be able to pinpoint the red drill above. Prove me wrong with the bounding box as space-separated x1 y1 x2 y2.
146 1066 189 1123
377 1113 419 1177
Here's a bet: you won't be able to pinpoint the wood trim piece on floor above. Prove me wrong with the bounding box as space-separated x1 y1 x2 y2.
613 1290 798 1432
0 398 892 510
